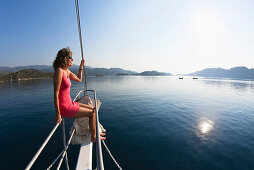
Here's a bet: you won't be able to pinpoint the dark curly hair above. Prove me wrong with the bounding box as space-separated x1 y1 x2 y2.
53 47 72 71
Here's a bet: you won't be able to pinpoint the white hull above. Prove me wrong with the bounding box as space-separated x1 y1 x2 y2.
76 141 93 170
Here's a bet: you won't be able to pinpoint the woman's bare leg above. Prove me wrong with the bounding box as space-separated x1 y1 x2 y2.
79 103 95 110
75 107 93 118
74 107 105 142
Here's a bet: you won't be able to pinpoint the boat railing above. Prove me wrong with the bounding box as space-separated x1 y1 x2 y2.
74 89 104 170
25 89 104 170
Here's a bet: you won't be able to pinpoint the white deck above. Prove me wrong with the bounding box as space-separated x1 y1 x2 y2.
76 141 93 170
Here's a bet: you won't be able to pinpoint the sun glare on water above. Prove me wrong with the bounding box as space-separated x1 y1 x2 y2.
198 118 215 135
200 121 213 134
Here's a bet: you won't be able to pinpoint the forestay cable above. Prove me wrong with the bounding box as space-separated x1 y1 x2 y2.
74 0 87 93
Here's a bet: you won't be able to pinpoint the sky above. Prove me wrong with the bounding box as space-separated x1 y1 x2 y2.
0 0 254 74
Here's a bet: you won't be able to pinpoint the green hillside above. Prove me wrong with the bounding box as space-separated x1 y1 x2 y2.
0 69 52 81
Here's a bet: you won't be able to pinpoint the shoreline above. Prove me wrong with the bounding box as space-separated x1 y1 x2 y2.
0 77 52 83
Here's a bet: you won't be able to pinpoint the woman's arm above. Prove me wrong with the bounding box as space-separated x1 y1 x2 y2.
53 68 62 123
69 59 85 82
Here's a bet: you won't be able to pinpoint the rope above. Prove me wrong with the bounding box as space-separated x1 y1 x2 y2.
47 125 75 170
74 0 87 94
47 127 75 170
62 119 70 170
102 140 123 170
46 150 64 170
56 128 76 170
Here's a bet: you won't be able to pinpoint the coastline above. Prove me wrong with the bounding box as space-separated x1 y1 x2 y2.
0 77 52 83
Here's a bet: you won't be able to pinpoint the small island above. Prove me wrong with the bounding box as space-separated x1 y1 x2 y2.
96 74 104 77
116 71 171 76
138 71 171 76
0 69 52 82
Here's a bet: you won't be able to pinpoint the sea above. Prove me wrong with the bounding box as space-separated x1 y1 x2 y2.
0 76 254 170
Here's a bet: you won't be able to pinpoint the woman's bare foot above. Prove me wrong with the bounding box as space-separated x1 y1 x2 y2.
91 133 106 142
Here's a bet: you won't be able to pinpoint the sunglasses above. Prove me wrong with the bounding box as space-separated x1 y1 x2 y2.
68 56 73 60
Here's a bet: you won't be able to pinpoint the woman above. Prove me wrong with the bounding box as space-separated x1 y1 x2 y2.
53 47 105 142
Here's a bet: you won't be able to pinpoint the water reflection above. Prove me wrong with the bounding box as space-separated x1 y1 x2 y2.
201 78 254 94
198 117 214 135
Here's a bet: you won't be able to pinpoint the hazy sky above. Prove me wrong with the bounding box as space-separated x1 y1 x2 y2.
1 0 253 74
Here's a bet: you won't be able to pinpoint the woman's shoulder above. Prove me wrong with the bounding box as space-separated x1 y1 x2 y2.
67 69 73 74
54 68 63 77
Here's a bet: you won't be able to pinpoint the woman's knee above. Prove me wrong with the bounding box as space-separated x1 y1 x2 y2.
86 109 95 118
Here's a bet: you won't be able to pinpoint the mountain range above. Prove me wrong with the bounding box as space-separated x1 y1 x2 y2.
0 65 253 79
188 66 254 79
0 65 171 77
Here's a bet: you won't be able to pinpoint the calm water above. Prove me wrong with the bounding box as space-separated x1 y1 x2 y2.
0 76 254 170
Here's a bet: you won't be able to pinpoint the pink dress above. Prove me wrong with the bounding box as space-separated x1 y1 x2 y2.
59 70 79 117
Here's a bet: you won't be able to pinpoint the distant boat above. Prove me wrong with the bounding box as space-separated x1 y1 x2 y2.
179 77 183 79
193 77 198 79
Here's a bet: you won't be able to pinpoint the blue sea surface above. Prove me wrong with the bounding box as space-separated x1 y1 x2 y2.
0 76 254 170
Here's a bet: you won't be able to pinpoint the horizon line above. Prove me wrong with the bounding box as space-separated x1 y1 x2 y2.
0 65 253 75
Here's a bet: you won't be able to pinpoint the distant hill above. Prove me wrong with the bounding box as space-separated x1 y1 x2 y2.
0 69 52 81
0 65 138 76
84 67 138 76
0 71 12 77
188 66 254 79
138 71 171 76
0 65 93 73
0 65 172 76
0 65 53 72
